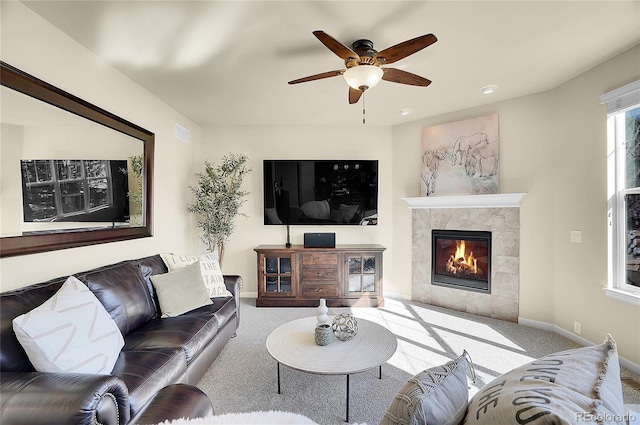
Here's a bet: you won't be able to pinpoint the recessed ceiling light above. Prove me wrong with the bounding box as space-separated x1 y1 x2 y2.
397 108 413 116
479 84 498 94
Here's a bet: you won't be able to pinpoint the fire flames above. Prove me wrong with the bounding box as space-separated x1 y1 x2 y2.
445 240 481 276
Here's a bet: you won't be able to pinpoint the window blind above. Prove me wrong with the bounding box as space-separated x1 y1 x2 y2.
600 80 640 114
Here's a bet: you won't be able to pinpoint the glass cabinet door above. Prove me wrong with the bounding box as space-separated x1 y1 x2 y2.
347 254 377 294
263 255 292 294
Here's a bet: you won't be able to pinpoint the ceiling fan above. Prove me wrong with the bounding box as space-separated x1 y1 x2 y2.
288 30 437 105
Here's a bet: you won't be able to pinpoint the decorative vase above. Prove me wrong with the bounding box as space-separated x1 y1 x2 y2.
332 313 358 341
317 298 328 325
315 324 333 346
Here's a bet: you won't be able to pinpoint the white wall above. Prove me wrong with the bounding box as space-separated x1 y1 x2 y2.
1 124 25 236
199 125 394 295
392 45 640 365
0 2 202 290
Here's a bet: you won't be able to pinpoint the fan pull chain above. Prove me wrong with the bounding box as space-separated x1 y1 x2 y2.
362 90 366 124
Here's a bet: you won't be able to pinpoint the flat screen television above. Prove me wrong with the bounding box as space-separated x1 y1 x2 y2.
264 160 378 226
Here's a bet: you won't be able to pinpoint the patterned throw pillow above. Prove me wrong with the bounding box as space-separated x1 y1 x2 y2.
161 252 232 298
381 353 470 425
462 335 625 425
12 276 124 374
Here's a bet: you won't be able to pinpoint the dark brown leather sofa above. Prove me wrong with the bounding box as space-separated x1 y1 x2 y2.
0 254 241 425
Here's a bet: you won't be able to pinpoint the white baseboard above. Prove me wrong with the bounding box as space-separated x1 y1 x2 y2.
518 317 640 376
241 292 410 300
383 291 411 301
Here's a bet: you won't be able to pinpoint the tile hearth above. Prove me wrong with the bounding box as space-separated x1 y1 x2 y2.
404 194 525 322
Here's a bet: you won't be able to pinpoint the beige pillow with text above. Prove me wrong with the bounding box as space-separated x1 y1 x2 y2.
161 252 232 298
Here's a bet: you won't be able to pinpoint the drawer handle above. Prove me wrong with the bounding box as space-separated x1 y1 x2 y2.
315 288 322 292
317 273 322 278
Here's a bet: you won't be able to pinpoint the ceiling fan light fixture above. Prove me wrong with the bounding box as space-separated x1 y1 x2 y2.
343 65 384 90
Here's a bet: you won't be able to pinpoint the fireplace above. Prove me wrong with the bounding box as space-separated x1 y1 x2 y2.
406 194 524 322
431 229 491 293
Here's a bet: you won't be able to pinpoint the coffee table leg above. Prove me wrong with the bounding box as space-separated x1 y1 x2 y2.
379 365 382 379
277 362 281 394
345 374 350 423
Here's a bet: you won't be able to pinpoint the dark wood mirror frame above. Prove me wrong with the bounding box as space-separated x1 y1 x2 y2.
0 62 154 258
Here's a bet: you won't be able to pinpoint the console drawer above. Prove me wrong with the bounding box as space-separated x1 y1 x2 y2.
301 268 338 282
300 283 340 298
302 253 338 266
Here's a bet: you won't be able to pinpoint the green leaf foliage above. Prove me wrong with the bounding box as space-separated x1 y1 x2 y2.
187 153 251 262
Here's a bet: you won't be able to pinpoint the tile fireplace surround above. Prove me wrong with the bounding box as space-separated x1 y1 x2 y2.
404 194 526 322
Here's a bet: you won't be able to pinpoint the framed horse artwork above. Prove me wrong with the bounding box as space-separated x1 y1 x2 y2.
421 113 500 196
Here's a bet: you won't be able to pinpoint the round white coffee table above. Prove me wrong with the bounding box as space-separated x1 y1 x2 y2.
266 316 397 422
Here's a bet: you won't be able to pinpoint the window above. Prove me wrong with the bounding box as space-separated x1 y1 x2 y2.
602 81 640 305
21 159 115 221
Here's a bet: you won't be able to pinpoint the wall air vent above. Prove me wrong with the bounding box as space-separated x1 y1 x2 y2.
175 123 189 143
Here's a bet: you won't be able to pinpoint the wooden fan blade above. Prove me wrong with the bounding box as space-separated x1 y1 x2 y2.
313 30 359 61
288 70 344 85
382 68 432 86
349 87 363 104
374 34 437 65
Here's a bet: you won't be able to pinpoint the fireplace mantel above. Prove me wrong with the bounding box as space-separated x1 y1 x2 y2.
403 193 526 209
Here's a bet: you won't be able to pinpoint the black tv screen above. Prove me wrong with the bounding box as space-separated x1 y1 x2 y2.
264 160 378 226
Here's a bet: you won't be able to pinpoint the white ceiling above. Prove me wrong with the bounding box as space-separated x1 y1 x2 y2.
22 1 640 127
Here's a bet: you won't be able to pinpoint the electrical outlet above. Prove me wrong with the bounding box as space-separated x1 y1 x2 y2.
574 321 581 335
571 230 582 243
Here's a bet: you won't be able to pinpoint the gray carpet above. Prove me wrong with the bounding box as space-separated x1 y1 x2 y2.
197 297 640 425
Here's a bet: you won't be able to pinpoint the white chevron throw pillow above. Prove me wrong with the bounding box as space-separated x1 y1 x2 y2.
13 276 124 374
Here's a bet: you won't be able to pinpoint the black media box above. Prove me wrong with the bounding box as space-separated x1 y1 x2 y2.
303 233 336 248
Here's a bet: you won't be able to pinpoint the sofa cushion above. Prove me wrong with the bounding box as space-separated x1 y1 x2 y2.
209 297 237 330
151 262 213 317
462 335 625 425
161 253 232 298
137 254 170 276
12 276 124 374
112 347 187 415
123 314 219 364
381 353 469 425
80 261 157 336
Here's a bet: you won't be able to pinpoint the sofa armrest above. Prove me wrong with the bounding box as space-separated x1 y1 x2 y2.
224 275 242 329
0 372 129 425
129 384 214 424
223 274 242 296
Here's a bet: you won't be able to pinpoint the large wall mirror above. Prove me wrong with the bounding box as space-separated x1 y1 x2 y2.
0 62 154 257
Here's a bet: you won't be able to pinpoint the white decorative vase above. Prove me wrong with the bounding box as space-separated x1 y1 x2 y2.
317 298 328 325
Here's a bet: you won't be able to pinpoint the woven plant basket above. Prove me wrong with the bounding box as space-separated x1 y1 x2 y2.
314 324 333 346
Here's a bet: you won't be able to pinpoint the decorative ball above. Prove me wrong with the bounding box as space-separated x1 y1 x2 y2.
331 313 358 341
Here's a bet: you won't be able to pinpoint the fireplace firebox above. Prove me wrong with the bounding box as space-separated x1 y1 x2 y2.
432 229 491 293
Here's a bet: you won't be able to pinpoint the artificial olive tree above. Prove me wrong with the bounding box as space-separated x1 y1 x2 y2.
188 153 251 264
